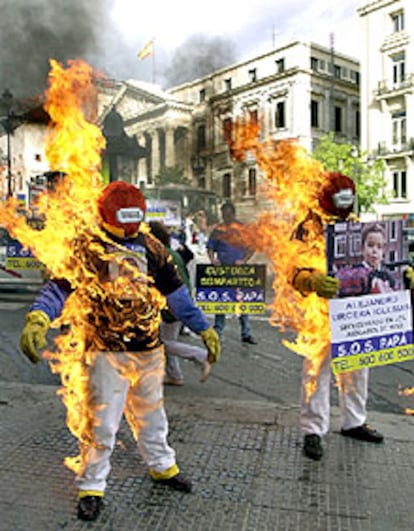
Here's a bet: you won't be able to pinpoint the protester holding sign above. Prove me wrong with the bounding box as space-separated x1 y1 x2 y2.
207 201 257 344
292 173 384 461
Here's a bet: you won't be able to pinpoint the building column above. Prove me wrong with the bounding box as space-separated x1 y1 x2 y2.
165 126 175 167
151 129 160 180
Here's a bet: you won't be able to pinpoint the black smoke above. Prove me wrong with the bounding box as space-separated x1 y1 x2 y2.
0 0 119 98
163 34 237 87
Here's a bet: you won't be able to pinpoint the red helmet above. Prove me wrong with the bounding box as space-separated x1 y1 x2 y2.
98 181 146 238
318 172 355 220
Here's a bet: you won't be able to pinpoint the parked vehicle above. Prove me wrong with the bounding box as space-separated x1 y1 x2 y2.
0 225 44 290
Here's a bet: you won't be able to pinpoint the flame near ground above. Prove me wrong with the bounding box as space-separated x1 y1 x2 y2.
0 59 165 475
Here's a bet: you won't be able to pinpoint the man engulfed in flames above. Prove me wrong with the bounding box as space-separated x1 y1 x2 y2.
1 60 221 522
227 121 384 462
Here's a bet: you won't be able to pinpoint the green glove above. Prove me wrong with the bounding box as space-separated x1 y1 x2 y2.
200 326 221 364
294 270 339 298
20 310 51 364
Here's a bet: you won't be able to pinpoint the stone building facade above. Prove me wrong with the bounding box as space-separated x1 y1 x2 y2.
1 40 360 222
358 0 414 219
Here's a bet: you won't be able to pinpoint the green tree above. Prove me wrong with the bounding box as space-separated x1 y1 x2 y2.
312 134 388 215
154 165 189 186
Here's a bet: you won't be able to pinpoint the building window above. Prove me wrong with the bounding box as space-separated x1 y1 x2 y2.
275 101 286 128
355 110 360 137
222 117 232 142
311 100 319 128
224 78 232 91
390 221 397 241
392 52 405 84
248 68 257 82
199 88 206 102
276 58 285 73
391 11 404 32
197 124 206 150
222 173 232 198
334 65 341 79
393 170 407 199
334 106 342 133
392 111 406 146
350 70 360 84
248 168 257 196
310 57 318 71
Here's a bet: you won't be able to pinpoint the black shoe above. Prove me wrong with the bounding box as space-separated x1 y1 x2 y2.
77 495 103 521
303 434 323 461
154 472 192 493
242 336 258 345
341 423 384 443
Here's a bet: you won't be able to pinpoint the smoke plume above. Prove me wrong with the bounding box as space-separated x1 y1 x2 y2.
0 0 118 98
164 34 236 87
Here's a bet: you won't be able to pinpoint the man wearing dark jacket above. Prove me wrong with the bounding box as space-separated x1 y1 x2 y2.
20 181 220 522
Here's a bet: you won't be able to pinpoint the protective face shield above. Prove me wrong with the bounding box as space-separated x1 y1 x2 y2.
98 181 146 238
318 173 356 220
332 188 354 210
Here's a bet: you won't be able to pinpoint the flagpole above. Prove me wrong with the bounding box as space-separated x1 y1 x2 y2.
152 38 156 84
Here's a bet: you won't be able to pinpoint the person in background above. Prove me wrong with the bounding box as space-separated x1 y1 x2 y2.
149 220 213 385
207 201 257 344
19 181 220 522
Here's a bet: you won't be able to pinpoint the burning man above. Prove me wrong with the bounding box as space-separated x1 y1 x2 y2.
20 180 221 521
293 173 384 461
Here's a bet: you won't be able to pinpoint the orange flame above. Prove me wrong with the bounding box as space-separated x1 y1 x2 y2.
227 120 340 399
398 386 414 415
0 59 165 475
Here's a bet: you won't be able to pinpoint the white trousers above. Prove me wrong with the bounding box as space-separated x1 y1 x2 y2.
160 321 207 380
300 353 369 436
75 346 176 493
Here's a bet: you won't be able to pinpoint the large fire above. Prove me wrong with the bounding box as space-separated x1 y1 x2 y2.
0 59 165 474
228 120 344 399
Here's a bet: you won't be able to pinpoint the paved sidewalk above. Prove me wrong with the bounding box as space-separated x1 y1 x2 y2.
0 380 413 531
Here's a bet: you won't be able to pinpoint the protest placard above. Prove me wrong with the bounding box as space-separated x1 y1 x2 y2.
195 264 266 314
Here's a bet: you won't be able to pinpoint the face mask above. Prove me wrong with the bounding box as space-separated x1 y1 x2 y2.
332 188 354 209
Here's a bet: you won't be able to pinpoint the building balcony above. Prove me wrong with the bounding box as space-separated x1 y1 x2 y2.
375 74 414 99
373 139 414 158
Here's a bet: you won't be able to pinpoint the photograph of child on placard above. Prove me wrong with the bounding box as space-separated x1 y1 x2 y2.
326 219 409 298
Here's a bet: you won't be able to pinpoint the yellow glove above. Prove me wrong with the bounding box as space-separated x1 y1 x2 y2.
294 270 339 299
405 266 414 288
20 310 51 364
200 326 221 364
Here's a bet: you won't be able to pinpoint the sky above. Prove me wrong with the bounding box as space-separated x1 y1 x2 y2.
0 0 365 97
111 0 364 74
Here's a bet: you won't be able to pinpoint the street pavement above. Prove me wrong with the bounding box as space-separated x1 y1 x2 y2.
0 301 414 530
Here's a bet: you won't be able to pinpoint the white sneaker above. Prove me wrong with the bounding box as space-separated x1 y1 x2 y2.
200 361 211 383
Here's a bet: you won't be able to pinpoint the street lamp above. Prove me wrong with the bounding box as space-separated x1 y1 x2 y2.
1 88 15 198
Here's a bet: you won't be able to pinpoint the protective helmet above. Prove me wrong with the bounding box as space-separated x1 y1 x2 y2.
318 172 356 220
98 181 146 238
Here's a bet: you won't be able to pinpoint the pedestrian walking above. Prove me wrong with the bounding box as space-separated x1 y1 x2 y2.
207 201 257 344
149 220 212 385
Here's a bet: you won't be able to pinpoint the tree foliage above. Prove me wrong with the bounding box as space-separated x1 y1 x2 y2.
154 165 189 186
312 134 388 214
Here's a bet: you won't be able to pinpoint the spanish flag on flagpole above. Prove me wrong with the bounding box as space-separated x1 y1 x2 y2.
138 39 154 60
